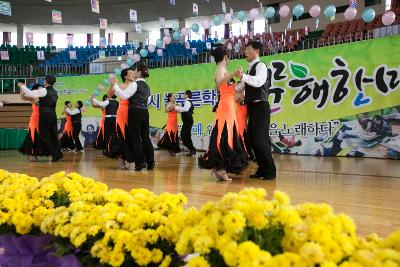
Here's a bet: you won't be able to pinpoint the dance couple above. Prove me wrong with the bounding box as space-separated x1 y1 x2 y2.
60 100 84 151
157 90 197 156
106 64 155 171
199 41 276 181
17 75 63 162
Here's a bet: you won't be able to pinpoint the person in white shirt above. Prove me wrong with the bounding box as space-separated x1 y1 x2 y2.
64 101 84 151
110 65 155 171
17 75 63 162
174 90 197 156
235 41 276 180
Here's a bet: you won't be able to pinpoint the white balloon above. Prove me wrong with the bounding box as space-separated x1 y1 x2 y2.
148 45 156 53
201 19 210 29
224 13 233 23
249 8 259 20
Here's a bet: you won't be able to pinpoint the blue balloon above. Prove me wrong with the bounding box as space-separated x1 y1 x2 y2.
172 22 179 31
214 15 222 26
293 4 304 18
114 68 121 75
94 89 100 96
139 48 148 57
156 39 164 48
237 11 247 22
85 100 91 107
191 23 199 32
362 8 375 23
126 58 134 67
265 7 276 19
173 31 181 40
103 79 110 86
324 5 337 18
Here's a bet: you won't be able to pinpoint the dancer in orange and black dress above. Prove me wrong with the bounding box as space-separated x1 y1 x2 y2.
64 101 84 151
157 93 181 154
60 101 75 151
91 94 119 153
18 84 49 161
198 46 248 181
107 69 134 169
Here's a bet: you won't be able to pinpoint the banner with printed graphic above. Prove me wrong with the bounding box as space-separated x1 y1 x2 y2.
54 35 400 158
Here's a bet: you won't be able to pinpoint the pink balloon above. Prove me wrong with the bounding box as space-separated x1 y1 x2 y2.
382 10 396 26
309 5 321 18
98 84 105 91
148 45 156 53
279 5 290 18
225 13 233 23
201 19 210 29
344 7 357 21
249 8 259 20
181 27 188 36
132 54 141 63
163 35 171 45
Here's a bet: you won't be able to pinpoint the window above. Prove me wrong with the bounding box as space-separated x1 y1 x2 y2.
365 0 382 6
232 22 247 36
210 25 224 39
93 34 100 47
53 34 67 48
149 30 160 45
10 32 17 46
34 33 48 47
74 34 87 47
254 19 266 34
190 27 205 40
112 32 125 45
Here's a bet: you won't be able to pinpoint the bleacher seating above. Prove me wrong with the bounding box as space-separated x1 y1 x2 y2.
0 45 53 66
317 7 400 47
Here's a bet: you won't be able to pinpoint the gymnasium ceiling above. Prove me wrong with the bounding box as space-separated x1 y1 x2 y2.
0 0 286 25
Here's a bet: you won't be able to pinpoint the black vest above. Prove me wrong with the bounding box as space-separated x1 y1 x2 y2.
181 100 194 120
244 61 271 104
71 110 82 123
39 86 58 111
105 99 119 116
128 81 150 109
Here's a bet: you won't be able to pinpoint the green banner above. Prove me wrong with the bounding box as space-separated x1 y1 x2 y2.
55 35 400 159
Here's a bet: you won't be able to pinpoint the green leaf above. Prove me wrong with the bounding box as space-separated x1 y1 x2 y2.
290 63 309 78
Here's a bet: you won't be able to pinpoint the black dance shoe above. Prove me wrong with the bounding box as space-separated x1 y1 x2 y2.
147 162 155 170
186 149 197 156
135 163 146 171
249 172 276 180
51 154 63 162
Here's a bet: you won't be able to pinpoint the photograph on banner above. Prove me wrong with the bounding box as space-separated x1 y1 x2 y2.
100 37 106 48
159 17 165 28
0 51 9 60
0 1 11 16
52 35 400 159
26 32 34 44
52 10 62 24
135 24 142 33
99 18 107 29
129 9 137 22
36 51 45 60
99 50 105 59
170 0 175 6
69 51 77 60
66 34 74 46
91 0 99 13
193 3 198 16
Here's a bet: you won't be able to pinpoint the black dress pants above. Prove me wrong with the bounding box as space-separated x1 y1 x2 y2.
181 117 195 151
39 110 63 160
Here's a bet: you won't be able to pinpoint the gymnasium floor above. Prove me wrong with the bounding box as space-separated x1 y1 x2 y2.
0 149 399 237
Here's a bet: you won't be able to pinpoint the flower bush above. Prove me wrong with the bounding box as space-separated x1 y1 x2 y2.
0 169 399 267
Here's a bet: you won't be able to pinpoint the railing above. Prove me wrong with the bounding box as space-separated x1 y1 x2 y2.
0 64 33 78
0 77 40 94
33 63 90 77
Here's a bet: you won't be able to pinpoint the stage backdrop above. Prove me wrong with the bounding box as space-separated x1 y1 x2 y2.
54 35 400 159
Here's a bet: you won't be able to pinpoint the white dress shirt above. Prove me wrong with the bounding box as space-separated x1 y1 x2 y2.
236 58 268 92
113 78 146 100
65 108 80 115
92 98 109 108
21 85 47 98
175 98 192 113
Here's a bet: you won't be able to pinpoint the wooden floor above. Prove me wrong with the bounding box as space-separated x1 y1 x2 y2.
1 149 399 237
